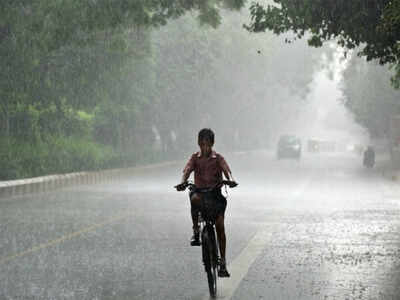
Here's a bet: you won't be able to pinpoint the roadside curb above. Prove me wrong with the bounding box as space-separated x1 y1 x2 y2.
0 149 261 199
0 160 179 198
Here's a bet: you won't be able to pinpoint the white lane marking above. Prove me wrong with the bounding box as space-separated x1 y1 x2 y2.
203 229 272 300
201 174 312 298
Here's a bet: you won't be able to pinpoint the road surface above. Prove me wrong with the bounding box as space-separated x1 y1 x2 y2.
1 150 400 299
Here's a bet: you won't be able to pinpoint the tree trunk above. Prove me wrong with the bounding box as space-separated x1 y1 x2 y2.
0 104 10 138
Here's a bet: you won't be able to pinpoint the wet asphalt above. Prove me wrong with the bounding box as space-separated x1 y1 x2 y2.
1 150 400 300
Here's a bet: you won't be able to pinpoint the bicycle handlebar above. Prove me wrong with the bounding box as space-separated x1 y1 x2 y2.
174 180 238 191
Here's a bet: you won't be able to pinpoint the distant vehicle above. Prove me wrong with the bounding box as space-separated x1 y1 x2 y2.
277 135 301 160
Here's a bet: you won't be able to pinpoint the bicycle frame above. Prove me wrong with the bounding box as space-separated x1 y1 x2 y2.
199 210 220 271
174 180 237 298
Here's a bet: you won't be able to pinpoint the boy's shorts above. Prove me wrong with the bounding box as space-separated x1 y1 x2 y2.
190 189 227 217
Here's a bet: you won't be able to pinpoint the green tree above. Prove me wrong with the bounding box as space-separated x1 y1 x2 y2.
0 0 248 179
150 8 328 153
0 0 247 135
245 1 400 83
341 55 400 137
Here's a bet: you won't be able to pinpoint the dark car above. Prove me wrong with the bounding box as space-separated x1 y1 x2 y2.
277 135 301 160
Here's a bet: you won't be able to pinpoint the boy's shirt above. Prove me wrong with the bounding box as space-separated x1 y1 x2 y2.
183 150 231 188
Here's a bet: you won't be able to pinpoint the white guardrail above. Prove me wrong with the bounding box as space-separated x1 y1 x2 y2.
0 150 268 198
0 161 179 198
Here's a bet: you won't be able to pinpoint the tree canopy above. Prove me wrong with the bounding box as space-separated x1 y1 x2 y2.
0 1 330 179
246 1 400 73
0 0 247 179
341 53 400 137
150 9 326 152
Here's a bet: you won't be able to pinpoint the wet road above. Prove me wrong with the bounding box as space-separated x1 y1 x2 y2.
1 150 400 299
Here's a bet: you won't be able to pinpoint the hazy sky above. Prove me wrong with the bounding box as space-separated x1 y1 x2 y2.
293 46 369 145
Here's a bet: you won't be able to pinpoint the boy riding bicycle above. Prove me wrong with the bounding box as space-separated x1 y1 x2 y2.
175 128 237 278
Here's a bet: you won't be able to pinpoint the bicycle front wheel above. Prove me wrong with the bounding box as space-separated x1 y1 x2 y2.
207 260 217 297
202 227 218 298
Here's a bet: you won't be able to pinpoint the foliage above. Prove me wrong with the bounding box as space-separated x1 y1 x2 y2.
0 0 246 118
341 55 400 137
0 136 115 180
0 1 249 179
0 0 329 179
245 1 400 83
150 9 327 151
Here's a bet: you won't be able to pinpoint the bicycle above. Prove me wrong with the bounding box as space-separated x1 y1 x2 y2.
175 180 237 298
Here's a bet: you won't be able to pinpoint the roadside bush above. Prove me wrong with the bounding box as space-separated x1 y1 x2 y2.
0 136 115 180
47 136 114 173
0 134 166 181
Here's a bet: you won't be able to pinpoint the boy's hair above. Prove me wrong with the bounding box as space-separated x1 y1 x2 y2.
198 128 215 144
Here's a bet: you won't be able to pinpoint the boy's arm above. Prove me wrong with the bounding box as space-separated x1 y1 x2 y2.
223 169 234 181
181 171 190 184
180 154 195 184
218 154 234 181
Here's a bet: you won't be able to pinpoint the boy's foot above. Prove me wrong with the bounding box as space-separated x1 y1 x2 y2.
190 232 200 246
218 263 230 277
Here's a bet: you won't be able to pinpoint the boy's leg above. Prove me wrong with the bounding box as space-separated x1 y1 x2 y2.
215 191 230 277
190 193 202 246
215 215 226 260
216 215 230 277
